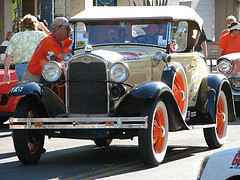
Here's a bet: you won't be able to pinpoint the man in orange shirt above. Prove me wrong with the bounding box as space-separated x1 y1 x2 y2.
22 17 71 82
217 22 240 58
62 38 73 52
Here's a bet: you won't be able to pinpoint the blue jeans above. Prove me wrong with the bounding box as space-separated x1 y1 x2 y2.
15 62 29 82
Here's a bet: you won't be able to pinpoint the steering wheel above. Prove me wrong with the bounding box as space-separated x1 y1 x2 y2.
131 35 157 43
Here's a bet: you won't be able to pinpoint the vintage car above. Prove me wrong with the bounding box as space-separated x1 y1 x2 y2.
197 147 240 180
0 46 20 125
217 52 240 114
9 6 236 166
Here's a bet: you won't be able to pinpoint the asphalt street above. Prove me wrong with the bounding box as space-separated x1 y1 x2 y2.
0 117 240 180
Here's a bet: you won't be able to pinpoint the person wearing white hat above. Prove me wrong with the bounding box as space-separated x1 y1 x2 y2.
217 22 240 58
22 17 71 82
220 15 237 38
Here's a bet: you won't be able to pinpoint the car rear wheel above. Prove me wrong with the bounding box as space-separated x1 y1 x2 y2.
161 62 188 119
93 138 112 147
12 98 45 164
138 98 169 166
203 90 228 148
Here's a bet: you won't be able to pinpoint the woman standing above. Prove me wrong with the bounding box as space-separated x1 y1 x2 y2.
4 14 49 82
1 31 14 46
1 31 14 61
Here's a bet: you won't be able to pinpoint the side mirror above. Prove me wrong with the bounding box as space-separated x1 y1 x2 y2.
163 54 171 64
46 51 55 61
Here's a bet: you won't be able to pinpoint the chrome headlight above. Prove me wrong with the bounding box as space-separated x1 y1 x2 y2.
217 59 232 74
42 61 62 82
109 62 130 83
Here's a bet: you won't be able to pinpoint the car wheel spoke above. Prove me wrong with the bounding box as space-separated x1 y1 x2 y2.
153 108 165 153
216 96 225 138
173 73 185 113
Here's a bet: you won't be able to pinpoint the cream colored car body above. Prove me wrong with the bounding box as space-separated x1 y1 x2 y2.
8 6 236 166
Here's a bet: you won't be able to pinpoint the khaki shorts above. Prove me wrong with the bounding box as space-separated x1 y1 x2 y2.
22 69 41 83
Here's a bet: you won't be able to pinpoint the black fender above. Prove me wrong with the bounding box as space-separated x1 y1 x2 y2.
8 82 42 99
190 74 236 125
8 82 66 117
114 81 189 131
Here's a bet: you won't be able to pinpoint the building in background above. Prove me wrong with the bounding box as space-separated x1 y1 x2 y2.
1 0 240 44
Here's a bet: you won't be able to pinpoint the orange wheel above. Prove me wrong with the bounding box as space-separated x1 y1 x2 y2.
203 90 228 148
139 98 168 166
173 72 185 113
153 106 166 153
161 62 188 119
216 95 225 139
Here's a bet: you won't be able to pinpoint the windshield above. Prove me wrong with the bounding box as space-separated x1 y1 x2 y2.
74 21 170 49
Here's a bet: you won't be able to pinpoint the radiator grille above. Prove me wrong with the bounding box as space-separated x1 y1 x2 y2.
67 60 108 114
228 76 240 92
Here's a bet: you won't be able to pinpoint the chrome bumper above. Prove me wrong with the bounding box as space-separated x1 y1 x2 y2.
9 117 148 129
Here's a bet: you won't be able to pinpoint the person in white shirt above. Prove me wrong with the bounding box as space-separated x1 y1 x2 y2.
4 14 48 82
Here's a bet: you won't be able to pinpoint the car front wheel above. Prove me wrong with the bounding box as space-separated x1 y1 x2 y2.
12 98 45 164
138 98 169 166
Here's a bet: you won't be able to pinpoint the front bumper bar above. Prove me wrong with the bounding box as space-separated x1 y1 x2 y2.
9 117 148 129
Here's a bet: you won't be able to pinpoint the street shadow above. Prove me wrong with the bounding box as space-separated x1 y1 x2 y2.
228 117 240 126
0 142 212 180
163 145 210 163
0 125 12 138
0 133 11 138
0 152 16 160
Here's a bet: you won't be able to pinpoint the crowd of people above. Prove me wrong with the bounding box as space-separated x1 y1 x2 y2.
217 16 240 58
1 14 71 83
22 17 71 83
4 14 48 82
193 15 240 60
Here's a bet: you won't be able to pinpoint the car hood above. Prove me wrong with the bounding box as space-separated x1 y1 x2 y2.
203 147 240 179
87 46 163 63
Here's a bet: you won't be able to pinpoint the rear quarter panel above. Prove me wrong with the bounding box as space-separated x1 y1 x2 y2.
170 52 208 107
0 69 19 113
